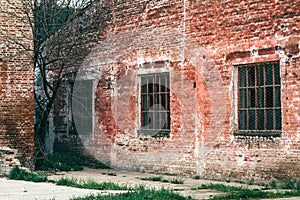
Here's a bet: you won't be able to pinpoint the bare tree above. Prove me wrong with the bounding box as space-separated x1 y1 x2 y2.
2 0 112 162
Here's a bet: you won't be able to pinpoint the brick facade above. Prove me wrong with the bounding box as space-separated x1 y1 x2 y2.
0 0 34 174
53 0 300 183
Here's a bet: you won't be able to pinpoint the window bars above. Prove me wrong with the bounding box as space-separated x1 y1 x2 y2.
140 73 170 136
237 61 282 136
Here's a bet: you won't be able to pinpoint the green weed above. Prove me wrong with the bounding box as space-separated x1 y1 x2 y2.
169 177 184 184
141 176 163 182
8 166 48 182
56 177 128 190
71 186 189 200
56 177 78 187
140 176 184 184
265 180 300 191
192 183 300 200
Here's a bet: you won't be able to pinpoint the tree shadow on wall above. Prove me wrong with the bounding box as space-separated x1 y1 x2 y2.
54 133 110 170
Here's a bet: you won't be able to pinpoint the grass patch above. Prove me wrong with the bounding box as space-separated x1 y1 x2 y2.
192 183 244 192
268 180 277 189
8 167 127 191
265 180 300 191
140 176 184 184
194 175 200 180
56 177 78 187
8 166 48 182
169 177 184 184
212 189 300 200
71 186 189 200
192 183 300 200
56 177 129 190
141 176 163 182
265 180 298 190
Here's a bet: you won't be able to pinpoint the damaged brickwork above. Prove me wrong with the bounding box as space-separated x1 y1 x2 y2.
0 0 34 175
51 0 299 183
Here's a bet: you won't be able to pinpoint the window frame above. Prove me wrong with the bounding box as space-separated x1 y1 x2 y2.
137 72 171 138
233 61 282 137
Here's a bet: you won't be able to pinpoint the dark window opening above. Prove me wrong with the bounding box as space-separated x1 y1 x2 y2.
236 61 281 136
140 73 170 137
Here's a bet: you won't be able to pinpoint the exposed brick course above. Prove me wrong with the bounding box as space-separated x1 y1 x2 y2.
0 0 34 174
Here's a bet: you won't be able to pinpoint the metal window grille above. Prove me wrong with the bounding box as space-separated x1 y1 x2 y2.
72 80 93 135
140 73 170 133
237 61 281 134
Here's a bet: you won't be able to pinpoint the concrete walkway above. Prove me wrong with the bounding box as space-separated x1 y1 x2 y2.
0 178 122 200
0 168 299 200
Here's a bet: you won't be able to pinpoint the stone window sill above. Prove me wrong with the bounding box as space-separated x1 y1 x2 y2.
233 130 281 137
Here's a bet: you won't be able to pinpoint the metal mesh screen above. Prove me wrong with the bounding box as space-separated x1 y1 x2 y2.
72 80 93 135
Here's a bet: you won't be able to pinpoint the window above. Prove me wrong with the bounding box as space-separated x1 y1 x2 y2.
72 80 93 136
139 73 170 137
236 61 281 136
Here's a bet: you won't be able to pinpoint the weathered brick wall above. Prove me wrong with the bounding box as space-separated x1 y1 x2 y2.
53 0 299 183
185 0 300 183
0 0 34 174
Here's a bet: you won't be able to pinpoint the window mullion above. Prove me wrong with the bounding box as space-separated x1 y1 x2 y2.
166 73 169 131
152 75 155 129
263 63 267 130
255 65 258 130
246 67 249 130
272 63 276 129
146 76 150 128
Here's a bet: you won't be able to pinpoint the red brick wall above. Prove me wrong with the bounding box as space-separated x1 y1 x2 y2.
54 0 300 183
0 0 34 173
185 0 300 183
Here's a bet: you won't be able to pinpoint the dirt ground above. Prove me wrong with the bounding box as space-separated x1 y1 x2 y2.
0 168 299 200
